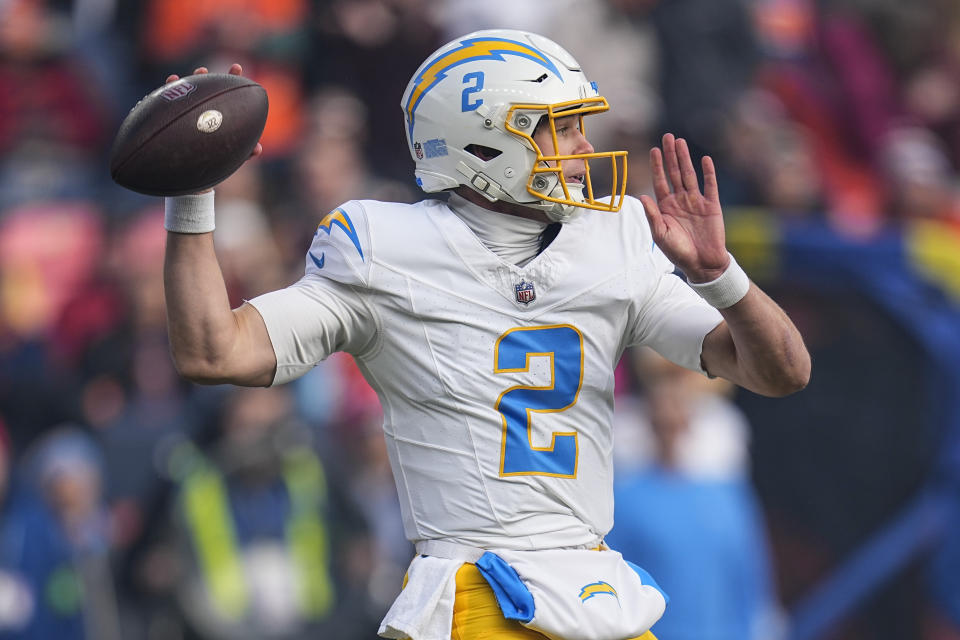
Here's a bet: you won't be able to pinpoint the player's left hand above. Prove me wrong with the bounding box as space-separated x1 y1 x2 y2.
639 133 729 283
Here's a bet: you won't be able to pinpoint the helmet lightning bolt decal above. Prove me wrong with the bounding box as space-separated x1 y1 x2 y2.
405 37 563 143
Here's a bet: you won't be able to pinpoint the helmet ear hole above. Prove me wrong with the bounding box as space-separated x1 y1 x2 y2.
465 144 503 162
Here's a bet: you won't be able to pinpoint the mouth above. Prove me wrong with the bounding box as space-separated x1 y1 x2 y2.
566 173 585 186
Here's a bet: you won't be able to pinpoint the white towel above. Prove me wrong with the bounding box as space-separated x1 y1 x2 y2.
378 555 461 640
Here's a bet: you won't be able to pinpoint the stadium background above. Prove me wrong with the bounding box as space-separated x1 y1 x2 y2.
1 0 960 638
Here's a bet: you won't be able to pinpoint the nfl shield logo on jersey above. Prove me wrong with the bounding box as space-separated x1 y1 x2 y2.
515 280 536 305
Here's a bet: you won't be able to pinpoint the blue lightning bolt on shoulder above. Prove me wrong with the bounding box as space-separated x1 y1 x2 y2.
314 208 364 261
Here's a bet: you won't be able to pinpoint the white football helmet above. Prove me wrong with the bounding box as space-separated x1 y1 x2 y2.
401 29 628 223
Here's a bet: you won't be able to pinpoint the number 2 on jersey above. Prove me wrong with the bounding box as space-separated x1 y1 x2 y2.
494 325 583 477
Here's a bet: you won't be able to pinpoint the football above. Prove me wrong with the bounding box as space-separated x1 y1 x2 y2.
109 73 268 197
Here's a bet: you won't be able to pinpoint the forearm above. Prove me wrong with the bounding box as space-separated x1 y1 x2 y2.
164 230 238 379
702 284 811 397
640 134 810 395
162 194 275 385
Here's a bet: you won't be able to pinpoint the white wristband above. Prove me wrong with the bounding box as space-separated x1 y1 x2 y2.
164 191 215 233
687 253 750 309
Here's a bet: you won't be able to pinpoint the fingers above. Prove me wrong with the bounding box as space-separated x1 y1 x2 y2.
702 155 718 202
650 147 670 201
166 67 205 84
661 133 684 195
650 147 670 200
639 194 666 242
676 138 700 192
167 64 245 85
654 133 710 197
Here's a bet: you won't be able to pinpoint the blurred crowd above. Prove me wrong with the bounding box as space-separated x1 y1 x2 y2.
2 0 960 638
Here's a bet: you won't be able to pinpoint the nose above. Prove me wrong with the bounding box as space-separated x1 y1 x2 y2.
574 129 594 155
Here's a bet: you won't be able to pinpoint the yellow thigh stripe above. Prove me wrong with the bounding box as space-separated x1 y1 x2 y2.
451 562 657 640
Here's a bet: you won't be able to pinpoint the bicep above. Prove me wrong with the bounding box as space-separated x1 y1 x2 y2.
248 276 377 386
631 271 723 375
696 285 810 396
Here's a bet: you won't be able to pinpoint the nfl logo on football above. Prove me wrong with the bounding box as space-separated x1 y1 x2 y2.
160 81 196 102
515 280 536 305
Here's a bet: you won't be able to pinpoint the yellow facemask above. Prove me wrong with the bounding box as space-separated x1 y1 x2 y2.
504 97 628 213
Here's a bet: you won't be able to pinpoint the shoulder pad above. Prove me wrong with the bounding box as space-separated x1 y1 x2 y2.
304 201 370 286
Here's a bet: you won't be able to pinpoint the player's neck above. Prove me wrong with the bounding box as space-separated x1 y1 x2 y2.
453 186 552 224
447 191 548 267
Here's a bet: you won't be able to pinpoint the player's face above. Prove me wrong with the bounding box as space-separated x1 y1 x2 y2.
532 114 595 185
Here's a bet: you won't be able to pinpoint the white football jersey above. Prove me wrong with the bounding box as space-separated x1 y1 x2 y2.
249 195 722 550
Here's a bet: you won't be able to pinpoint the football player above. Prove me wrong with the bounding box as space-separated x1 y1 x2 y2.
161 30 809 640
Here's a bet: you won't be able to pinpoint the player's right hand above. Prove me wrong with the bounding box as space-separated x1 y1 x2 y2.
165 64 264 161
